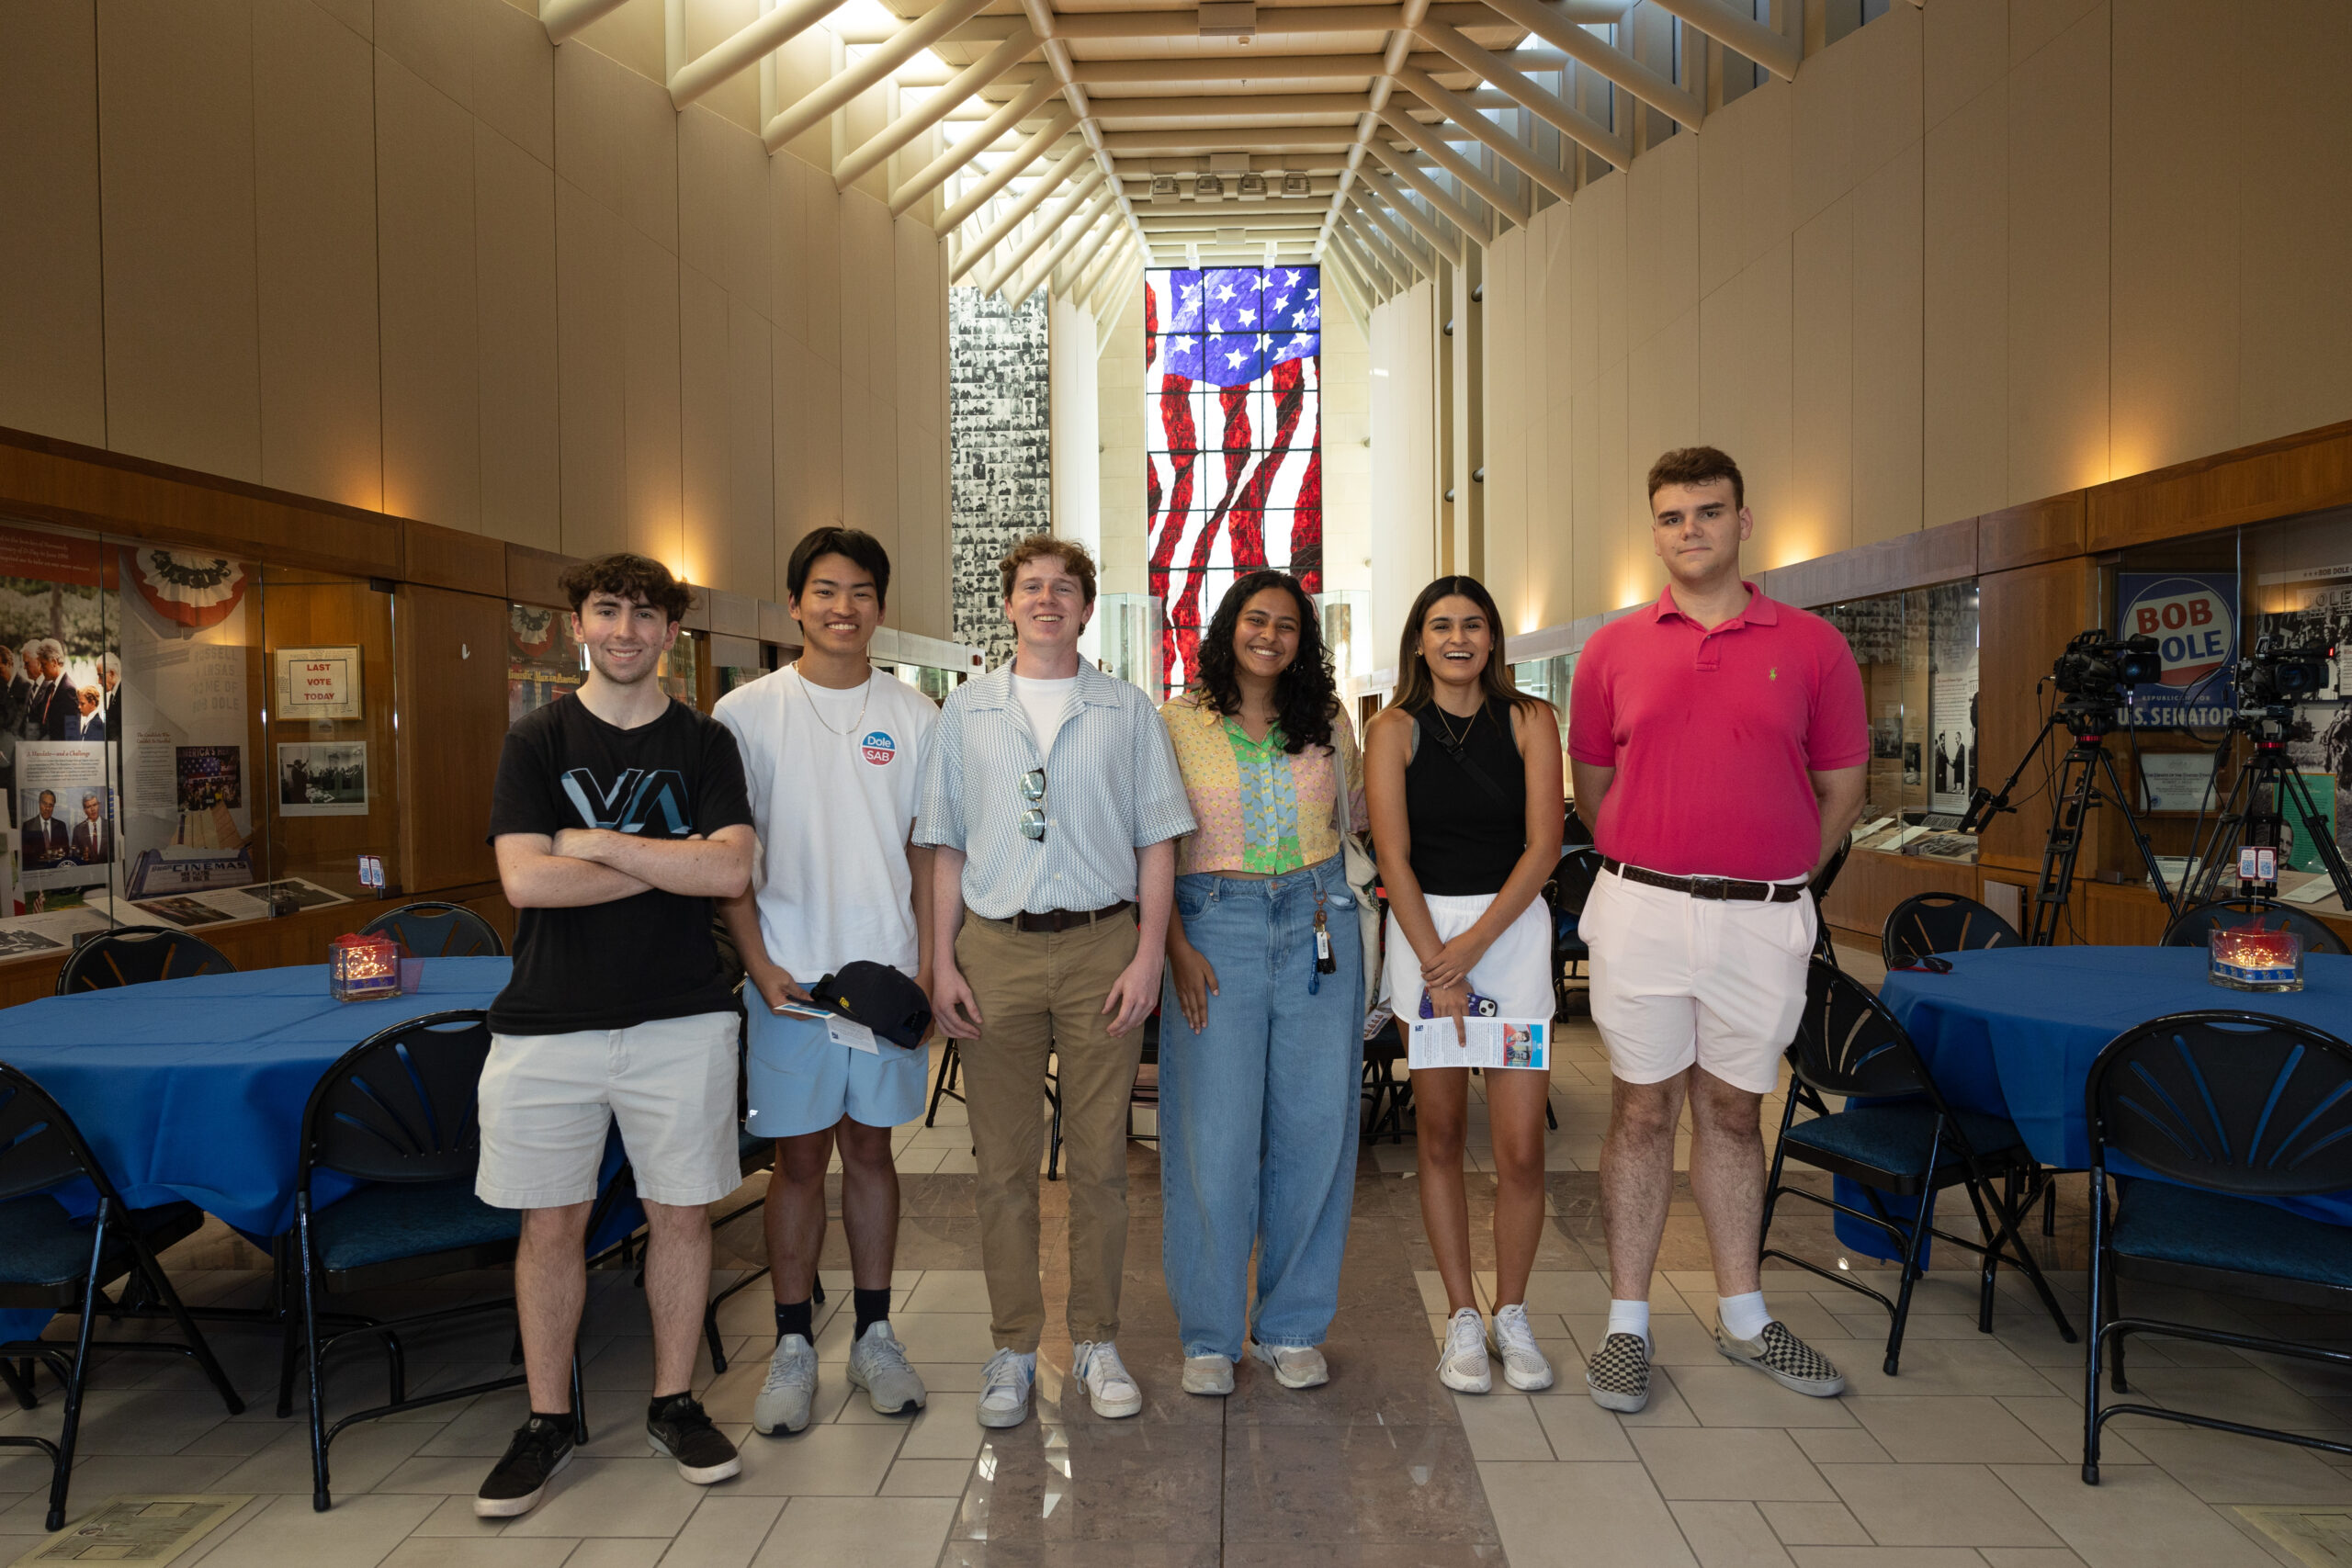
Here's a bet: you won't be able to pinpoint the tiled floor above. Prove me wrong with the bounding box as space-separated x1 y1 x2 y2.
1 940 2346 1565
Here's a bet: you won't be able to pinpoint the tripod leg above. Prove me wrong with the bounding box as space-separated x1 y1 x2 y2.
2097 748 2178 914
2280 767 2352 908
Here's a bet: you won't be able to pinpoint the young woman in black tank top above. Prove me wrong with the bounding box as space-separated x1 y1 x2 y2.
1364 576 1565 1397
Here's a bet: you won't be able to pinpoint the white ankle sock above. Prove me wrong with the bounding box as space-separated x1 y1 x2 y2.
1717 1291 1770 1341
1605 1300 1650 1350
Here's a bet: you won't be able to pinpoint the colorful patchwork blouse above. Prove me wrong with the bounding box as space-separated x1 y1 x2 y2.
1160 696 1368 876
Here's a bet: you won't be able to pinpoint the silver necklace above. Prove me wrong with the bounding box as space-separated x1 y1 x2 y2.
796 664 871 739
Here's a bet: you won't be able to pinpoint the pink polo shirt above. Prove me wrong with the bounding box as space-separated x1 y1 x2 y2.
1567 583 1868 882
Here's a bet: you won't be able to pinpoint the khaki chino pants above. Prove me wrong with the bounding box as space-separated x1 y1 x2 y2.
955 909 1143 1353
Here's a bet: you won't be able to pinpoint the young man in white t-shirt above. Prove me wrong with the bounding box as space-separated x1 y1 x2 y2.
714 528 940 1437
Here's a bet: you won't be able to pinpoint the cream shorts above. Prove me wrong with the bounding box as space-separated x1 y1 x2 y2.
1580 868 1814 1096
477 1010 742 1210
1384 891 1557 1025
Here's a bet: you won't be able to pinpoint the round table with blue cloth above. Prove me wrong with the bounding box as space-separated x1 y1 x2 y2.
1830 946 2352 1260
0 957 641 1338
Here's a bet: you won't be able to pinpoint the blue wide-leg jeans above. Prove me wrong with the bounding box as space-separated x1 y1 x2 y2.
1159 856 1365 1361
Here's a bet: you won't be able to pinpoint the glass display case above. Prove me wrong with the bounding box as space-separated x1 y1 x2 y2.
507 604 698 725
0 514 411 959
1820 581 1981 864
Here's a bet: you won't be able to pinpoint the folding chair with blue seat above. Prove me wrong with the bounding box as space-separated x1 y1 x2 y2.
2159 897 2349 957
2082 1010 2352 1484
55 926 233 994
357 900 506 958
0 1062 244 1530
1759 959 2076 1375
1880 892 2023 971
284 1010 592 1512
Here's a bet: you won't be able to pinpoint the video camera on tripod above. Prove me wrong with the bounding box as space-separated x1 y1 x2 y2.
1961 626 2177 944
2182 626 2350 906
2234 629 2334 716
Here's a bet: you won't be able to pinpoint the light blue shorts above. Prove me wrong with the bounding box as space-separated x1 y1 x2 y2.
743 1005 929 1140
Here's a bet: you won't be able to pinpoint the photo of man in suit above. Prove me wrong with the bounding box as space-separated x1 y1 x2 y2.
28 641 73 741
0 646 28 739
70 790 110 864
74 685 105 742
20 790 66 867
98 654 119 738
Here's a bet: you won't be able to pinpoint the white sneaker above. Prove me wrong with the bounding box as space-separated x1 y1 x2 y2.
1436 1307 1491 1393
1250 1342 1329 1389
1070 1340 1144 1417
1182 1354 1234 1395
1489 1303 1555 1392
977 1348 1035 1428
846 1320 928 1415
751 1333 819 1436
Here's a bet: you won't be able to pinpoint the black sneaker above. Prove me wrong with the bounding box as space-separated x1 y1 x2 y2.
474 1415 575 1518
648 1393 741 1484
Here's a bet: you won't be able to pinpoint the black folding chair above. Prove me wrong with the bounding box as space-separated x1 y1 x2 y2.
1361 1014 1412 1144
1881 892 2023 971
0 1064 243 1529
55 927 233 994
2159 897 2349 958
702 996 820 1375
2083 1010 2352 1483
1760 960 2075 1375
285 1010 589 1511
1810 840 1851 969
1545 845 1603 1020
357 900 505 958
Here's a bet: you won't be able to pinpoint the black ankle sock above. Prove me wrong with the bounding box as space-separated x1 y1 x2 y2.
854 1286 891 1340
775 1298 814 1344
529 1409 572 1429
647 1393 685 1422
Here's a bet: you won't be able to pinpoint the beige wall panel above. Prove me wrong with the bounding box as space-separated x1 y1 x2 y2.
571 0 662 88
894 420 946 640
473 0 555 166
1569 364 1629 617
96 0 263 481
0 0 106 446
1623 133 1698 355
556 179 628 557
727 296 776 604
1926 0 2006 129
837 196 876 391
1850 1 1924 182
1696 98 1746 300
1791 198 1852 560
859 199 899 406
1539 210 1573 394
1699 243 1794 559
1625 309 1699 539
896 221 938 434
771 154 812 352
377 53 481 530
1921 79 2006 525
2235 0 2352 449
254 0 380 511
681 265 733 592
682 0 763 138
1730 82 1794 280
680 107 772 321
2109 0 2238 480
2003 3 2108 505
1369 285 1435 655
779 331 844 542
475 122 561 550
555 39 676 253
623 229 684 566
773 28 831 167
1487 442 1529 629
377 0 472 109
1566 174 1625 391
1850 143 1924 544
2009 0 2098 68
1790 23 1858 227
312 0 368 39
802 158 844 367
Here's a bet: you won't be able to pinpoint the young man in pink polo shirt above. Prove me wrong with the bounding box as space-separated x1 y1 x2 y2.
1567 446 1868 1414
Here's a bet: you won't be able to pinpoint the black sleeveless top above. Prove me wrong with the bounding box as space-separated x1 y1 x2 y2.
1404 697 1526 897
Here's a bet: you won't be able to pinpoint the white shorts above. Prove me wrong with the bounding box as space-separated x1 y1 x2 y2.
1580 868 1813 1096
1384 892 1556 1030
477 1010 742 1210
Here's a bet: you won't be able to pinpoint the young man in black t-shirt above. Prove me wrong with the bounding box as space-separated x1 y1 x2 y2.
474 554 757 1520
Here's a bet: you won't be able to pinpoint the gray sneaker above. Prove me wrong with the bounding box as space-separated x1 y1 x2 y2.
752 1333 819 1437
846 1321 928 1416
1716 1321 1847 1398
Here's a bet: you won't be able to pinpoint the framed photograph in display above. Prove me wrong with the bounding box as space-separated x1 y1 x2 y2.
2136 751 2222 814
274 647 365 721
276 742 368 817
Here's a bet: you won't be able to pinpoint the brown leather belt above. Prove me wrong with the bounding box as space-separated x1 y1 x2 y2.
1603 859 1805 904
1007 900 1134 934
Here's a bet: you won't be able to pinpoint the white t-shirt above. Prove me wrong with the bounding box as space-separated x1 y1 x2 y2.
713 665 939 981
1010 672 1077 757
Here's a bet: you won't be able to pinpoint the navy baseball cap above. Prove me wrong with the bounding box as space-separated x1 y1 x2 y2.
810 962 933 1049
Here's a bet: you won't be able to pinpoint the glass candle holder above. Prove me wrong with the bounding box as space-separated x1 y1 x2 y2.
2208 924 2304 992
329 933 402 1002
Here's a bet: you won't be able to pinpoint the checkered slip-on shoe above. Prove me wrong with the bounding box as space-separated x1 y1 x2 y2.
1715 1321 1847 1397
1583 1332 1650 1413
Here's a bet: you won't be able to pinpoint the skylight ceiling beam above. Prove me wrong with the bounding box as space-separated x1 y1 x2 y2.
1058 204 1127 293
1475 0 1702 129
836 26 1039 188
975 166 1109 292
1349 190 1444 271
763 0 994 152
669 0 853 107
1046 2 1624 39
1331 215 1401 294
1414 19 1631 165
1364 138 1491 241
1641 0 1800 80
1374 107 1527 223
1010 187 1120 304
539 0 631 45
1352 163 1475 255
936 118 1082 234
1394 71 1575 198
1341 200 1422 283
1013 0 1151 294
1309 0 1434 271
1090 94 1374 120
1102 130 1364 153
889 80 1064 217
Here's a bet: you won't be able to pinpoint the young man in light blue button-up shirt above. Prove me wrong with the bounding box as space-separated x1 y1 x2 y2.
915 536 1194 1431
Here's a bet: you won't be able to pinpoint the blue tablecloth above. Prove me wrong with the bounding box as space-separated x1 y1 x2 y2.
0 959 653 1347
1829 947 2352 1259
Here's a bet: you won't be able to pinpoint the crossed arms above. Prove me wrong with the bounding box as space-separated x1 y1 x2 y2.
495 825 756 909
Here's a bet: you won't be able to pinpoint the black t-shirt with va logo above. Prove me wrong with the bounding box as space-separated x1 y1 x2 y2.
486 694 754 1035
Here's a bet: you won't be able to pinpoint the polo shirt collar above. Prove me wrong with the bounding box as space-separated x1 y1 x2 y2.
1654 581 1778 629
965 659 1125 710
